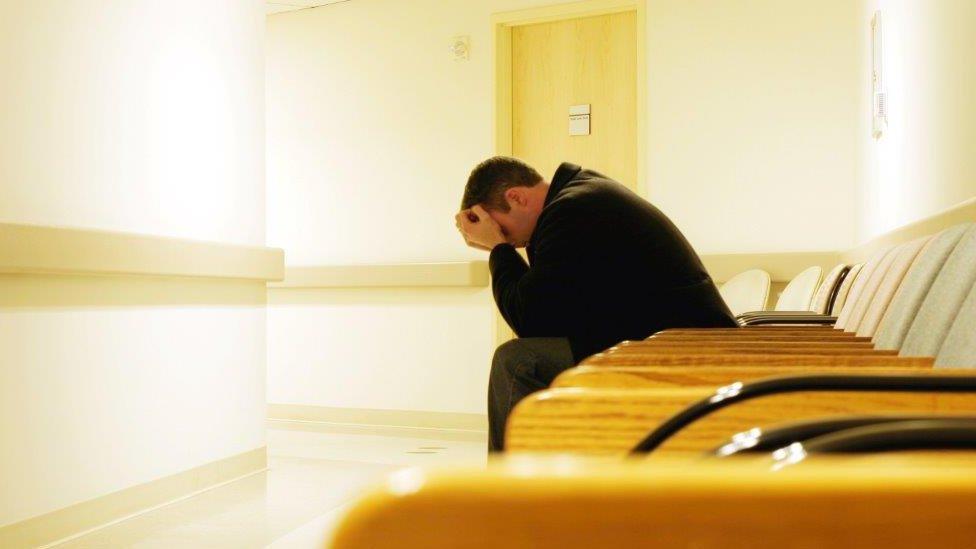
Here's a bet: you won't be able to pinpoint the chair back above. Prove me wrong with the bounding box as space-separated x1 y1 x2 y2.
719 269 770 316
829 263 863 315
774 266 822 311
835 246 897 331
935 277 976 367
809 264 849 314
856 236 931 338
874 223 972 350
901 224 976 357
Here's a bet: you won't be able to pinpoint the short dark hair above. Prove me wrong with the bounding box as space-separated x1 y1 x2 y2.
461 156 543 212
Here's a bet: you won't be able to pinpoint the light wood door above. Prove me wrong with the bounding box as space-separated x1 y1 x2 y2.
512 11 637 190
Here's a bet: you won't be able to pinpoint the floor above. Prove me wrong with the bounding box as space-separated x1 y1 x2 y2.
52 421 488 548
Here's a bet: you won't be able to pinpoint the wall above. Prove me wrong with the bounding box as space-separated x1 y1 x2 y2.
268 287 493 414
0 0 267 531
0 1 265 246
265 0 864 414
646 0 860 254
856 0 976 244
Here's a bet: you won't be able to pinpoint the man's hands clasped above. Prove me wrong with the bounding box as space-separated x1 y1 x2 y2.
455 205 507 252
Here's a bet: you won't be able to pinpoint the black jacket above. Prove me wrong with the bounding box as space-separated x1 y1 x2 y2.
489 162 736 362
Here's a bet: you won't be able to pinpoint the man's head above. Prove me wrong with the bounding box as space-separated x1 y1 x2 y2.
461 156 549 247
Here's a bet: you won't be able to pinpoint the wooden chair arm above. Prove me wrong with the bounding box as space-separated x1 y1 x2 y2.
609 341 878 352
330 457 976 549
660 326 836 334
553 364 943 389
581 353 928 367
506 383 976 455
644 333 867 342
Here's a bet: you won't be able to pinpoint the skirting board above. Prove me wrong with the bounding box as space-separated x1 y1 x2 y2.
268 404 487 442
0 447 267 548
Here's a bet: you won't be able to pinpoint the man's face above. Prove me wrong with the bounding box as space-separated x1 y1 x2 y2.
483 188 542 248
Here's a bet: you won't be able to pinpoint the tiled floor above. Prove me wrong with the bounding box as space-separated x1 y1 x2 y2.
52 422 488 548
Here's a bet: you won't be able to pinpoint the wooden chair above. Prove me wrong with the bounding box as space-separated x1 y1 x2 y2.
505 275 976 454
586 224 975 365
330 454 976 549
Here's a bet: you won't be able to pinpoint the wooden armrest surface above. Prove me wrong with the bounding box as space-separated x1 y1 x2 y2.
581 353 927 367
644 333 866 342
610 341 878 352
660 326 836 334
553 364 946 389
506 385 976 455
331 456 976 549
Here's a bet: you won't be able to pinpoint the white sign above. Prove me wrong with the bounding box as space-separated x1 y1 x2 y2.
569 104 590 136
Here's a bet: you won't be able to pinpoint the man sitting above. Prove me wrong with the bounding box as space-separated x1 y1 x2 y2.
456 157 736 452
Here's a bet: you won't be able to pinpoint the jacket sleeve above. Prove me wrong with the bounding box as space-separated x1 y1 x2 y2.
488 203 588 337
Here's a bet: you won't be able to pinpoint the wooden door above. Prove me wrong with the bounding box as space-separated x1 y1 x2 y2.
511 11 638 190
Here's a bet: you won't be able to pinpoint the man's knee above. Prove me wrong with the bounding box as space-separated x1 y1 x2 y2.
491 339 530 380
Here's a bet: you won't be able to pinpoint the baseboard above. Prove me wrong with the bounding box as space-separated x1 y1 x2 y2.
267 404 487 442
0 447 267 548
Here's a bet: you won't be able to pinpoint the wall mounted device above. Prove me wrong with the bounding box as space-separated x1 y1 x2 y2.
871 11 887 139
569 104 591 136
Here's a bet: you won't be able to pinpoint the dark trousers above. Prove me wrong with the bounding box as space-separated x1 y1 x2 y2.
488 337 576 452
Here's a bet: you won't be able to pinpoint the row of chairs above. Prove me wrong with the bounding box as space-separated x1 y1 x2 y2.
328 222 976 548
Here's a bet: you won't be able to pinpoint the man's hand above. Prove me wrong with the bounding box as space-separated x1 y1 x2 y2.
455 205 507 252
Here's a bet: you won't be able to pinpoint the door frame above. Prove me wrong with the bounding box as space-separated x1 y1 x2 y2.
489 0 647 346
491 0 647 195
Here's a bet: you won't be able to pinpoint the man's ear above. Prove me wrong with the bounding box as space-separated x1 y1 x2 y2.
504 187 528 207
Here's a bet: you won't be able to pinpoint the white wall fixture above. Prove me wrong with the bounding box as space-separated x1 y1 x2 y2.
569 104 591 136
872 11 887 139
451 35 470 61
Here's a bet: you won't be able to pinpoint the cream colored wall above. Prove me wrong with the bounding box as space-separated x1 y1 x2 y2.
265 0 863 414
268 287 493 414
646 0 861 254
0 0 267 531
0 1 266 246
266 0 551 416
856 0 976 244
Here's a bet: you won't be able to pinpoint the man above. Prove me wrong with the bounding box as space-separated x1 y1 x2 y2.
456 157 736 452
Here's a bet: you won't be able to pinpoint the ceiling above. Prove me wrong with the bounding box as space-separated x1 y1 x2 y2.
266 0 351 15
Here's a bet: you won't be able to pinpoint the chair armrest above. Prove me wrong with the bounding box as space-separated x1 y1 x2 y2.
737 310 822 319
645 333 867 342
610 340 877 351
740 316 837 326
553 364 937 389
506 374 976 455
581 353 931 368
331 457 976 549
632 374 976 453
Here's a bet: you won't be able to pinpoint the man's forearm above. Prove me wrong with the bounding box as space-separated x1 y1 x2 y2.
489 243 529 334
